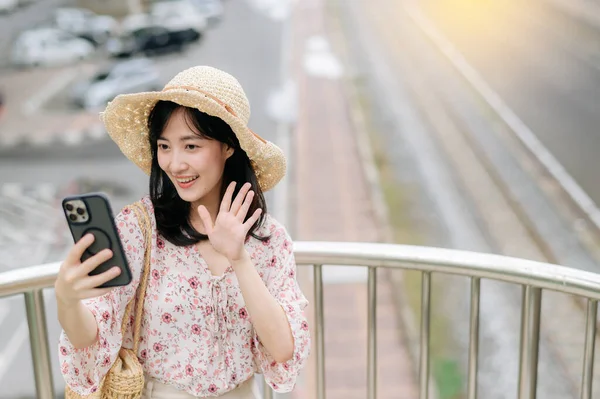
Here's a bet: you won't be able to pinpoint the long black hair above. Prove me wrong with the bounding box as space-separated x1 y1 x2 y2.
147 100 269 246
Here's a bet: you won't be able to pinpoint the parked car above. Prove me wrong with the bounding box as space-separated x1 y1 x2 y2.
119 13 152 35
53 7 118 46
150 1 208 34
119 2 208 43
106 25 192 58
150 0 222 25
10 28 95 67
70 58 161 110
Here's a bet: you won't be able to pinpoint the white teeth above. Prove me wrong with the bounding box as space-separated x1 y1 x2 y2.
176 176 198 183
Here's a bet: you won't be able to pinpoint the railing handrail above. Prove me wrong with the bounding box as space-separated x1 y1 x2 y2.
2 241 600 399
3 241 600 299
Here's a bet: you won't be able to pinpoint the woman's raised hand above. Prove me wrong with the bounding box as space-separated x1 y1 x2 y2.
197 182 262 262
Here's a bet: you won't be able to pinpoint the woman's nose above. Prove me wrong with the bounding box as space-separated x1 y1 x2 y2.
170 151 189 173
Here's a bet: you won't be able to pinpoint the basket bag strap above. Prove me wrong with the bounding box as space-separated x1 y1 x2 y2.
120 201 152 354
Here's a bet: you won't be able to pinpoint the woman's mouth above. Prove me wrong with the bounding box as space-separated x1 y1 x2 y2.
174 175 199 189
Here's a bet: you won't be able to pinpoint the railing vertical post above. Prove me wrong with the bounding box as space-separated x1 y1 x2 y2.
580 299 597 399
467 277 481 399
529 287 541 399
518 286 529 397
314 264 325 399
367 267 377 399
517 286 542 399
24 289 54 399
420 272 431 399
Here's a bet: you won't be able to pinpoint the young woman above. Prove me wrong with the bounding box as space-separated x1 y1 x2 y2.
55 66 310 398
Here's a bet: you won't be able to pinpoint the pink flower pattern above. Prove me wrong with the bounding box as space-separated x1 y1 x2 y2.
58 196 310 397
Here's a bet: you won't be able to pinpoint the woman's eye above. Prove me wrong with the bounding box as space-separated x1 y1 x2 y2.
158 144 169 150
186 145 198 150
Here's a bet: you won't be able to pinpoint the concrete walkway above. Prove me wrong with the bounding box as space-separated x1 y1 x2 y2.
288 0 419 397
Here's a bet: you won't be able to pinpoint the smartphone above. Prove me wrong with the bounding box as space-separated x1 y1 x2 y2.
62 192 132 288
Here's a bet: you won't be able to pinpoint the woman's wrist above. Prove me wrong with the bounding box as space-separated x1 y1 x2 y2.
229 249 251 268
55 292 81 311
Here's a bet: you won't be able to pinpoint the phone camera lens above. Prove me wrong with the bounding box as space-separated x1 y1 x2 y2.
69 214 78 221
65 204 74 211
76 208 85 215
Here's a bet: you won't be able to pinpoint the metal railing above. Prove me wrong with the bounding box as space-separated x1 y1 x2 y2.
1 241 600 399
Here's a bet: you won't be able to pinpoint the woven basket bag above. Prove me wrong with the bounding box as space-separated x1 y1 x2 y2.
65 201 152 399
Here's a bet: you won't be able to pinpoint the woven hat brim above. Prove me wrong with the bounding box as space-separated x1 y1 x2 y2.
101 89 286 192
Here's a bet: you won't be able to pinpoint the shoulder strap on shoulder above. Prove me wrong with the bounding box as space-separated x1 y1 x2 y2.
121 201 152 352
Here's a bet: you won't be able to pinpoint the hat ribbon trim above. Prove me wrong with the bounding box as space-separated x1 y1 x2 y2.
162 85 267 144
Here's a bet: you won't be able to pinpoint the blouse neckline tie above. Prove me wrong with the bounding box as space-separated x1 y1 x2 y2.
210 277 228 357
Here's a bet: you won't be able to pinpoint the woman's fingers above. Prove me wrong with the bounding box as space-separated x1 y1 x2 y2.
197 205 214 235
56 237 120 305
79 266 122 290
76 249 114 277
231 182 251 216
236 189 254 222
220 181 237 213
63 233 95 267
242 208 262 230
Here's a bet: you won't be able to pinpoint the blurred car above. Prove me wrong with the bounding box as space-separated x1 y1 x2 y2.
70 58 161 110
151 0 222 25
53 7 118 46
10 28 95 67
119 13 152 35
119 11 201 44
0 0 18 13
150 1 208 34
106 25 192 58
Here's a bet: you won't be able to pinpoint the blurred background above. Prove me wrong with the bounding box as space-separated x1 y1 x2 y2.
2 0 600 397
0 0 292 396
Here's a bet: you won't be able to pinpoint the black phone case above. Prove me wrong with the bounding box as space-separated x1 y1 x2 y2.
62 192 133 288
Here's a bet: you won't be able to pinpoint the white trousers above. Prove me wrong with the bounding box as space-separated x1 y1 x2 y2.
141 376 259 399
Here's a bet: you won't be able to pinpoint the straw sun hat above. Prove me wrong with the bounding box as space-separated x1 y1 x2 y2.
101 66 286 192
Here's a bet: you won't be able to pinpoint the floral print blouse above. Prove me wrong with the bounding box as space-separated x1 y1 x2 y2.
58 196 310 397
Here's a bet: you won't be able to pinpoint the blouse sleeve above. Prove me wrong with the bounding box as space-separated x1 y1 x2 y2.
58 205 146 395
252 221 311 393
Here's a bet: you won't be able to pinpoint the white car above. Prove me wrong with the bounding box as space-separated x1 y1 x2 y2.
54 7 118 45
11 28 95 67
150 1 208 34
70 58 161 110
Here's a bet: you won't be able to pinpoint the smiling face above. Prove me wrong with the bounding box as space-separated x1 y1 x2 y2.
156 108 233 210
147 101 269 246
